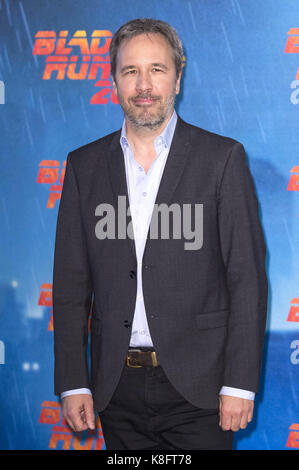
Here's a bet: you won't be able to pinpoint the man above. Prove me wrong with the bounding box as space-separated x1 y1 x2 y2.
53 18 268 450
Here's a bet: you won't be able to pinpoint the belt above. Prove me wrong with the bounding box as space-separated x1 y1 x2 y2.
126 349 159 368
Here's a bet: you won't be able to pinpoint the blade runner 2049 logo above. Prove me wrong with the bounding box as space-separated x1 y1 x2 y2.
32 30 118 105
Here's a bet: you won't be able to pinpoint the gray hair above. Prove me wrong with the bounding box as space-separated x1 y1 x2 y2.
109 18 184 80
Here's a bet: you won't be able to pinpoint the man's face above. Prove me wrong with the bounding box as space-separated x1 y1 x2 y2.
112 33 181 131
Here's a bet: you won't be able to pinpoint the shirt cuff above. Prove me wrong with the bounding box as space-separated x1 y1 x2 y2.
61 388 92 399
219 386 255 400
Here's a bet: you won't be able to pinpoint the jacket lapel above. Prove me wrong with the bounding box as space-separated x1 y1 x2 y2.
107 129 137 261
153 116 191 207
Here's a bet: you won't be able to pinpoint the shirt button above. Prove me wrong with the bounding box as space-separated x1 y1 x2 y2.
142 191 147 197
138 166 143 171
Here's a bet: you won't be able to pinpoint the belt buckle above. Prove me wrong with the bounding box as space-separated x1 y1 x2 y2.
127 349 143 368
151 351 158 367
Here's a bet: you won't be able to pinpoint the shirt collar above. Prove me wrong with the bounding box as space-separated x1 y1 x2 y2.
120 110 177 151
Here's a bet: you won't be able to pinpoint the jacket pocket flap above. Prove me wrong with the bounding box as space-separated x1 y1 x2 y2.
196 309 228 330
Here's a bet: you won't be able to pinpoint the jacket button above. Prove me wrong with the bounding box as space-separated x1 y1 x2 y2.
129 270 136 279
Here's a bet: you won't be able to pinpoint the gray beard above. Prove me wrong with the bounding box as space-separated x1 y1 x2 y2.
126 110 167 131
118 90 176 132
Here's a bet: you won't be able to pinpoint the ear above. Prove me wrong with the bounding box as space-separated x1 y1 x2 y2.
112 77 118 96
175 70 182 95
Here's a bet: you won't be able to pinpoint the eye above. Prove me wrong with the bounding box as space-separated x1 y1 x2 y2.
125 69 137 75
152 68 163 73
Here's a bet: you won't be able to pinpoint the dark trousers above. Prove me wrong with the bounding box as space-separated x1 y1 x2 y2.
98 362 234 450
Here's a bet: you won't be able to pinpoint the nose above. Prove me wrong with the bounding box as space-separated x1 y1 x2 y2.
136 71 152 93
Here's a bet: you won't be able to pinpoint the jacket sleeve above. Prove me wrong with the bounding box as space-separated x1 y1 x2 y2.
217 142 268 393
52 153 93 395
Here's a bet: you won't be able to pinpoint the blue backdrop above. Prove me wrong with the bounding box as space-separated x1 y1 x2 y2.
0 0 298 450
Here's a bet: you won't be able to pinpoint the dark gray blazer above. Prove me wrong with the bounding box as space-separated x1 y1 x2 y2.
52 115 268 411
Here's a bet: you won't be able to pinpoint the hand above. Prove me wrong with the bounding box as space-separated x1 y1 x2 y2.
62 394 95 432
219 395 254 432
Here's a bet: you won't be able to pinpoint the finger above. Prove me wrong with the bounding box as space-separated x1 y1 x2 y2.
66 414 87 433
231 413 242 432
220 410 233 431
74 414 89 432
240 412 249 430
247 403 254 423
67 409 89 432
240 402 254 429
64 415 76 432
78 402 95 430
84 406 95 430
62 406 77 432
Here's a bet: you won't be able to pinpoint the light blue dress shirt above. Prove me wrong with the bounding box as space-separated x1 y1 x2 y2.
61 111 255 401
122 109 177 347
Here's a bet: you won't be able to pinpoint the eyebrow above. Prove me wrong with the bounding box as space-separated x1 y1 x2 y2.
119 63 169 74
152 63 168 70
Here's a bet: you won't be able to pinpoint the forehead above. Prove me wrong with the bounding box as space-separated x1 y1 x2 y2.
116 33 174 68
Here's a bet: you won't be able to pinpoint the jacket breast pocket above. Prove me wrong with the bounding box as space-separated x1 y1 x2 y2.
90 316 102 335
196 309 229 330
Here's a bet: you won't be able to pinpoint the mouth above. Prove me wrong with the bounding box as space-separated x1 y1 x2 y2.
132 96 159 106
